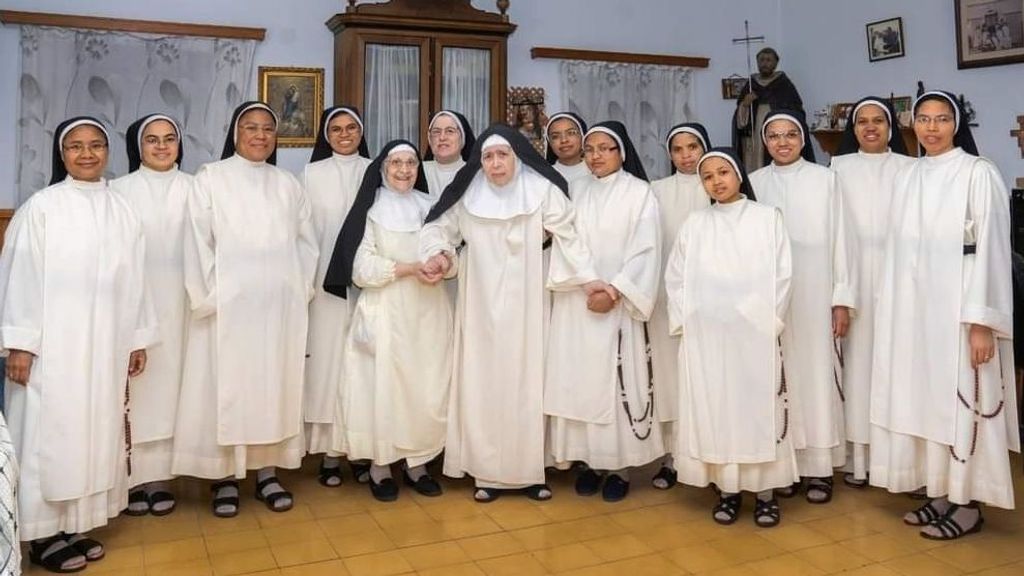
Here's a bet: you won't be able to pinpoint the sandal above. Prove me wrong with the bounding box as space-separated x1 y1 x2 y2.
753 498 782 528
473 487 501 503
775 481 800 498
651 466 677 490
350 460 371 484
920 506 984 540
712 493 742 525
255 476 294 512
903 500 946 526
575 468 603 496
403 470 442 497
806 477 833 504
148 491 177 517
29 535 87 573
842 473 868 488
369 477 399 502
124 489 150 516
64 533 104 562
211 480 240 518
524 484 553 501
318 463 344 488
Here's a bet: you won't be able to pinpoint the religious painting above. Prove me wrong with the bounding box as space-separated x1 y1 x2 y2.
257 66 324 147
830 102 856 130
891 96 913 127
507 87 548 155
721 76 748 99
955 0 1024 69
866 17 905 62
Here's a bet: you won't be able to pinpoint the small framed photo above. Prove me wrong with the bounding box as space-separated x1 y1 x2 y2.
890 96 913 127
866 17 906 62
831 102 856 130
257 66 324 148
507 87 548 155
955 0 1024 69
721 76 748 100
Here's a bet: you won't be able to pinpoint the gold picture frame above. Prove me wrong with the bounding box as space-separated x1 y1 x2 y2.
507 87 548 155
257 66 324 148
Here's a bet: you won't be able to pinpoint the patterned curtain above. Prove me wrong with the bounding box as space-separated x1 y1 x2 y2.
16 26 256 204
0 411 17 575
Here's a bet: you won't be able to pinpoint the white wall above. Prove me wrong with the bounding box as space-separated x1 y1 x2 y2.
780 0 1024 186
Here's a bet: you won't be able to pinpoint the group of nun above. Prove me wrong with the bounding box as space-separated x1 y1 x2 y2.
0 84 1016 572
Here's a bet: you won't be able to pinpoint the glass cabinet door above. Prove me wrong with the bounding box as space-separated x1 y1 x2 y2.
440 46 491 136
364 43 421 155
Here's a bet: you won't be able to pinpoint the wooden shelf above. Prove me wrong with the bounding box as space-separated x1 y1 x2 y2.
0 10 266 41
530 47 709 68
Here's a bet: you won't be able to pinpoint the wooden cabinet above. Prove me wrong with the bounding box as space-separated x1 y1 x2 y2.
326 0 515 154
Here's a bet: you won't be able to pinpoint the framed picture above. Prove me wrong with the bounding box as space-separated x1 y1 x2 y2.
257 66 324 148
831 102 856 130
890 96 913 127
721 76 749 100
866 17 906 62
955 0 1024 69
507 87 548 155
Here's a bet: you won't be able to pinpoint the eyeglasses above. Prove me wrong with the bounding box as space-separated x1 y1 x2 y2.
583 145 619 156
548 129 580 141
386 159 419 170
329 124 361 136
62 142 108 155
143 135 179 146
765 131 802 143
428 127 460 138
913 115 954 126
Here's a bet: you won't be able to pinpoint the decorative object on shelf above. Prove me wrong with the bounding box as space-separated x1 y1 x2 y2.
1011 115 1024 159
890 95 913 127
257 66 324 148
831 102 856 130
954 0 1024 69
721 75 748 100
507 86 547 155
866 16 905 62
811 106 831 131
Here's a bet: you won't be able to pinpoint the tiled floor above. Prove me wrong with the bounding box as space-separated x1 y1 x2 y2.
22 455 1024 575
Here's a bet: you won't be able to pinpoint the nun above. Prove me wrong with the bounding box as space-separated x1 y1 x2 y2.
870 91 1018 539
828 98 914 488
323 140 452 502
302 105 372 487
648 123 712 489
749 109 857 504
665 147 797 527
420 124 605 502
111 114 192 517
545 111 592 193
1 116 156 572
546 121 664 502
423 110 476 203
171 101 318 518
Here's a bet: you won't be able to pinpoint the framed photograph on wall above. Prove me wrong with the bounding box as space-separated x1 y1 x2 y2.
955 0 1024 69
257 66 324 147
507 87 548 155
890 96 913 127
721 76 749 99
866 17 906 62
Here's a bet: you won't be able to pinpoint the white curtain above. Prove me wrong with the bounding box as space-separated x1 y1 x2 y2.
364 43 420 156
442 47 490 136
560 60 695 179
16 25 255 204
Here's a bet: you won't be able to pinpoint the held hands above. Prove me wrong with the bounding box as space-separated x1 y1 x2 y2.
5 349 35 385
415 254 450 285
584 281 620 314
832 306 851 338
969 324 996 369
128 349 147 377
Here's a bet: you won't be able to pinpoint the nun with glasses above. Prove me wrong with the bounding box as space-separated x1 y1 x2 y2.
870 91 1018 540
546 121 664 503
324 140 452 502
1 116 156 572
545 111 591 193
423 110 476 203
648 122 712 490
665 147 796 528
749 109 857 506
111 113 193 518
828 98 914 490
171 101 318 519
302 105 372 488
420 124 606 503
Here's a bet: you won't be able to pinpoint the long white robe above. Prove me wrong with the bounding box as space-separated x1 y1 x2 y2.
0 177 157 540
339 211 453 467
829 151 914 479
112 165 192 485
649 172 711 455
421 184 597 488
423 159 465 204
665 198 799 492
869 148 1019 509
546 171 664 471
750 159 858 477
552 161 592 197
171 155 318 480
302 153 371 455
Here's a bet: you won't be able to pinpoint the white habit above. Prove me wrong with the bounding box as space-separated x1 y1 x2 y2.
546 170 664 471
0 177 157 540
112 165 192 485
171 155 318 479
829 150 914 480
423 159 465 205
665 198 799 492
750 158 858 477
340 188 453 466
421 175 597 488
869 148 1019 509
552 161 592 197
302 152 371 455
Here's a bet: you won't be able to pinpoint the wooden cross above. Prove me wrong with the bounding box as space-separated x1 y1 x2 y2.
1012 115 1024 159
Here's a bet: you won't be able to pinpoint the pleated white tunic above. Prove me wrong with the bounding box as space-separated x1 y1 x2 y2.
869 148 1018 509
423 159 465 204
1 177 157 539
171 155 318 479
302 153 371 455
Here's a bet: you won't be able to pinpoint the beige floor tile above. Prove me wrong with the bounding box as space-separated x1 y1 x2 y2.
142 536 208 566
476 551 549 576
795 542 873 572
397 541 471 570
532 542 604 572
456 532 527 560
278 558 351 576
882 552 966 576
417 561 487 576
261 519 326 545
508 523 581 550
439 514 505 539
203 529 270 556
840 532 920 562
317 511 380 538
663 543 742 573
381 519 449 547
209 547 279 576
342 550 414 576
83 543 144 573
582 533 654 562
743 553 825 576
707 533 784 563
328 527 396 557
145 558 215 576
754 522 833 551
269 537 338 567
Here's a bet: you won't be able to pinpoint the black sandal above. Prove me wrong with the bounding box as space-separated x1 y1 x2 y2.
255 476 294 512
211 480 240 518
318 463 344 488
350 460 371 484
753 498 781 528
148 491 177 517
806 477 833 504
524 484 553 501
775 481 800 498
64 533 104 562
402 470 442 497
29 535 87 573
712 494 742 525
473 487 501 503
903 500 946 526
124 489 149 516
651 466 677 490
920 506 984 540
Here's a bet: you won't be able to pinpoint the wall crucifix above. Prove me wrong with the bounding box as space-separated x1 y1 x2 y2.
1012 115 1024 159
